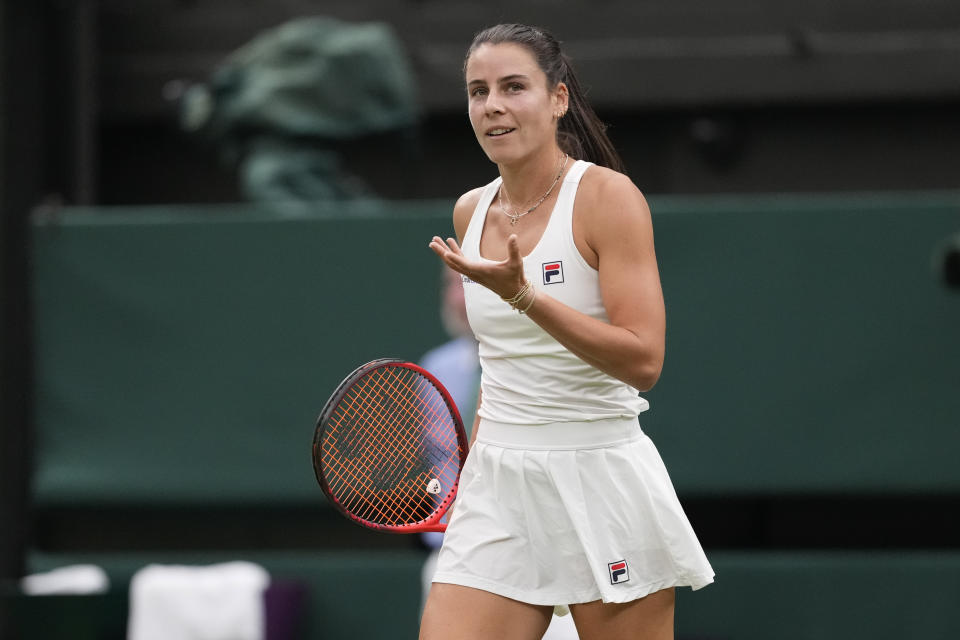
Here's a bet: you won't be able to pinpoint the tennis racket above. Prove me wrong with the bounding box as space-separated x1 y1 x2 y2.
312 359 469 533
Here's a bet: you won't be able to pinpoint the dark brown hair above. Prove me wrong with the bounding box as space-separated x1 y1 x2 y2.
465 23 625 173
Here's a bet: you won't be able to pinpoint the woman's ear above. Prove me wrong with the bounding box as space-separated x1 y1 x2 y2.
554 82 569 118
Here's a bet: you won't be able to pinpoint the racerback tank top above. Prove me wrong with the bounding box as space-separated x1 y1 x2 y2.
461 160 650 425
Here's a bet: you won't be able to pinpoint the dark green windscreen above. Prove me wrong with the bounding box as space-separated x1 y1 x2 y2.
31 193 960 504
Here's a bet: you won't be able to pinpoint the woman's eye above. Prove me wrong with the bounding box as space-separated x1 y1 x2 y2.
470 87 487 97
508 83 524 92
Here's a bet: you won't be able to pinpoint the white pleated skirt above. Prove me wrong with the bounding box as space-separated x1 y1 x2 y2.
432 417 714 608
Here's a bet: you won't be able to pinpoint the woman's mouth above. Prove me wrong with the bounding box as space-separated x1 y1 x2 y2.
486 128 515 137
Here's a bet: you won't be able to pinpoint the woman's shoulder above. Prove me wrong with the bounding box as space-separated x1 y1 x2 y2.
452 186 487 242
579 164 643 198
578 164 650 218
454 186 487 215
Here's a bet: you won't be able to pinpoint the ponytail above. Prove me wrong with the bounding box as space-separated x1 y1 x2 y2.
465 24 625 173
556 54 625 173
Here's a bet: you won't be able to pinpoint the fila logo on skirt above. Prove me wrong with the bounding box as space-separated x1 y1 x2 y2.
542 261 564 285
608 560 630 585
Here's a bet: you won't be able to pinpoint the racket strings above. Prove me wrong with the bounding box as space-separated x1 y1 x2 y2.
336 422 430 524
347 370 444 482
360 369 461 521
326 379 425 522
321 366 464 526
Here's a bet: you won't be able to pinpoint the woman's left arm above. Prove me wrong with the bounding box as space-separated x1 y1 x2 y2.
523 172 665 391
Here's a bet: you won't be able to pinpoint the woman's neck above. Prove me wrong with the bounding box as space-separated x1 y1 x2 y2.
497 146 567 207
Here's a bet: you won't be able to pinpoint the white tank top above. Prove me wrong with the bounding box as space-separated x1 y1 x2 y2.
461 160 650 425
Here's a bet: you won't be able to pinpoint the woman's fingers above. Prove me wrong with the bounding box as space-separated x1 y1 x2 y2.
429 236 476 277
428 237 447 257
428 236 465 257
445 237 465 256
506 234 522 266
429 233 524 296
429 234 523 293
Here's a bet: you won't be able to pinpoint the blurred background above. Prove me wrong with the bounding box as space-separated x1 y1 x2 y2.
2 1 959 639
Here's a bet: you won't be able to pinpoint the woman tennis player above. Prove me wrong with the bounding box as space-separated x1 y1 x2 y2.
424 24 714 640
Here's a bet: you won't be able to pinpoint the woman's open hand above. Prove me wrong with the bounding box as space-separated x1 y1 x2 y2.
428 234 527 300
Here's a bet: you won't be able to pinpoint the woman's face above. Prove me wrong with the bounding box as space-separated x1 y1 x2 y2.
464 42 566 166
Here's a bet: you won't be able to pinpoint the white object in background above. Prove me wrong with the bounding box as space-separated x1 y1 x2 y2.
542 609 581 640
127 561 270 640
20 564 110 595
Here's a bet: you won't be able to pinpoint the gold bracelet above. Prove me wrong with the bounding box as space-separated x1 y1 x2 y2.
501 280 531 307
518 285 537 314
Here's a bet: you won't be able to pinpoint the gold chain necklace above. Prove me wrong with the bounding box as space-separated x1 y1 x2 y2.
498 153 569 226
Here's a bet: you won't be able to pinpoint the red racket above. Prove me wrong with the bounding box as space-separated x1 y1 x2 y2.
312 359 469 533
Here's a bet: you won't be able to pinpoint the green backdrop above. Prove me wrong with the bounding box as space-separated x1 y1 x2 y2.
31 193 960 505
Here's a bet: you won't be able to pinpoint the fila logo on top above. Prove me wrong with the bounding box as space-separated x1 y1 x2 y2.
542 261 564 285
608 560 629 585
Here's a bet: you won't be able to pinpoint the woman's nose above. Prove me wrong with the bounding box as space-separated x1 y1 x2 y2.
485 93 505 115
